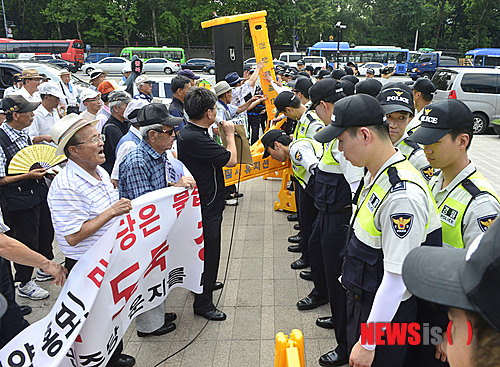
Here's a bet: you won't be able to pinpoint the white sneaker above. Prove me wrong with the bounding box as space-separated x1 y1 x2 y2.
225 198 238 206
17 280 49 300
36 269 54 282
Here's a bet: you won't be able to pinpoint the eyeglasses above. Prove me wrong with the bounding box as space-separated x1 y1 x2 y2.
154 128 175 135
75 134 105 145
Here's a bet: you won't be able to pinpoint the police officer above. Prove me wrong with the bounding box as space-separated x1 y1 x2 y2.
315 94 442 367
377 87 435 182
291 77 313 107
274 91 325 269
307 79 364 366
406 78 436 135
409 99 500 249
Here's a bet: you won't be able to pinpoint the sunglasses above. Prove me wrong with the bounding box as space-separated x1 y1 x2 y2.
154 128 175 135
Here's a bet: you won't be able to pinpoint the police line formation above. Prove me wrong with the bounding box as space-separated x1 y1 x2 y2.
0 62 499 367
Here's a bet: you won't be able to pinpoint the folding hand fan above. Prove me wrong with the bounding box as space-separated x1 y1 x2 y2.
8 145 67 174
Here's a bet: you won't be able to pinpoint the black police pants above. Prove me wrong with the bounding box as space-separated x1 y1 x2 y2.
296 184 317 263
3 199 54 284
309 210 351 358
346 292 417 367
0 258 29 348
64 257 125 365
194 209 223 313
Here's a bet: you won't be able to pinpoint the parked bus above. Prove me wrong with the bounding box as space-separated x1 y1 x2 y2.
465 48 500 67
0 38 84 66
120 47 186 63
307 42 410 75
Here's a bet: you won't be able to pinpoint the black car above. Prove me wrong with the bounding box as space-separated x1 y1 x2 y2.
181 58 214 71
202 61 215 75
43 59 79 73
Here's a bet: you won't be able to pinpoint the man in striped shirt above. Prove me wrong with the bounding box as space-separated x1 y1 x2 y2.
48 114 135 367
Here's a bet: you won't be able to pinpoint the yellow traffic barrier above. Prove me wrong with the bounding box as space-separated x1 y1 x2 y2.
274 167 296 212
274 329 305 367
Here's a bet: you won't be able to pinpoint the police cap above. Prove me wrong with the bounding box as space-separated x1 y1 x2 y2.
355 78 382 97
412 78 437 95
308 79 345 110
261 129 291 158
377 88 414 115
314 94 385 143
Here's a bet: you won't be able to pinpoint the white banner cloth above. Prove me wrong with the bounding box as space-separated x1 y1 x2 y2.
0 187 204 367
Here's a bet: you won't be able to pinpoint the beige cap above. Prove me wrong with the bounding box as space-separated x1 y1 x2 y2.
21 68 42 79
50 114 98 156
214 81 231 97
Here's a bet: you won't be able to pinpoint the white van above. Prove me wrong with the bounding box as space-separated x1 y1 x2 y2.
278 52 305 69
432 67 500 134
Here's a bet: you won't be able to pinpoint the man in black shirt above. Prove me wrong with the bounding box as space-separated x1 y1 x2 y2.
169 75 191 135
177 87 237 321
101 91 131 174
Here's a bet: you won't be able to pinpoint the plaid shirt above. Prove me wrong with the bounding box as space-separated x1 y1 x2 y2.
118 139 179 200
0 123 31 177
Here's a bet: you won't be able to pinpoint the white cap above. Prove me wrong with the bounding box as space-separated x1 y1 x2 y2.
79 88 101 103
122 65 132 74
124 99 149 123
135 75 153 86
38 82 66 100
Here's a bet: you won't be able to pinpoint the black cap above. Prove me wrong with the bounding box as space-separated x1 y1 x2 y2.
305 65 314 72
403 219 500 333
314 94 385 143
341 75 359 85
381 81 413 95
261 129 290 158
412 78 437 95
297 60 305 66
408 99 473 145
377 88 414 115
331 68 347 80
340 79 355 96
355 78 382 97
297 71 310 78
274 91 300 113
309 79 345 110
294 77 313 95
344 66 354 75
1 95 40 115
137 103 184 126
366 68 375 75
317 69 331 79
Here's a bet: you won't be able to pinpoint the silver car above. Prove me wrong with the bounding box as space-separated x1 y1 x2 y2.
142 58 181 74
432 67 500 134
82 57 130 75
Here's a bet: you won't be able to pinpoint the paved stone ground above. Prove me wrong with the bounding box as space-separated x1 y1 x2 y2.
15 134 500 366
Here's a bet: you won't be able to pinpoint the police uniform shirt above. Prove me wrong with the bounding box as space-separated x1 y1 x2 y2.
430 162 500 249
393 134 434 182
289 139 321 180
295 110 324 140
358 151 433 301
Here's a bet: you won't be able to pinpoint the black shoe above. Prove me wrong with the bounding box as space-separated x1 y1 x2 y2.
291 258 310 270
293 223 301 231
287 213 298 221
19 305 32 316
287 244 302 253
299 271 312 281
297 295 328 310
232 192 243 198
137 322 176 337
165 312 177 323
213 281 224 291
194 308 226 321
316 316 335 329
319 350 348 367
288 234 302 243
109 354 136 367
286 182 294 191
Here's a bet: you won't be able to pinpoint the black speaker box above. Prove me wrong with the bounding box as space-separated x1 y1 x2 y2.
213 22 244 82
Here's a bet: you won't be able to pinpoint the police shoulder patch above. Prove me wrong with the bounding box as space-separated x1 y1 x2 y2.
420 165 434 181
391 181 406 193
390 213 414 239
295 150 303 162
477 214 498 232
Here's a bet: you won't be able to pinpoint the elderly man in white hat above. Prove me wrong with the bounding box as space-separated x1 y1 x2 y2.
57 70 79 114
120 65 132 86
88 68 107 91
133 75 153 103
79 88 102 122
29 82 65 144
47 114 135 367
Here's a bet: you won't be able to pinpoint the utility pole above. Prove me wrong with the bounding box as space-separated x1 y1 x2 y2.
334 21 346 68
1 0 8 38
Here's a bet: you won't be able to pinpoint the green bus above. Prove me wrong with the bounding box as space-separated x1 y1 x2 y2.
120 47 186 63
